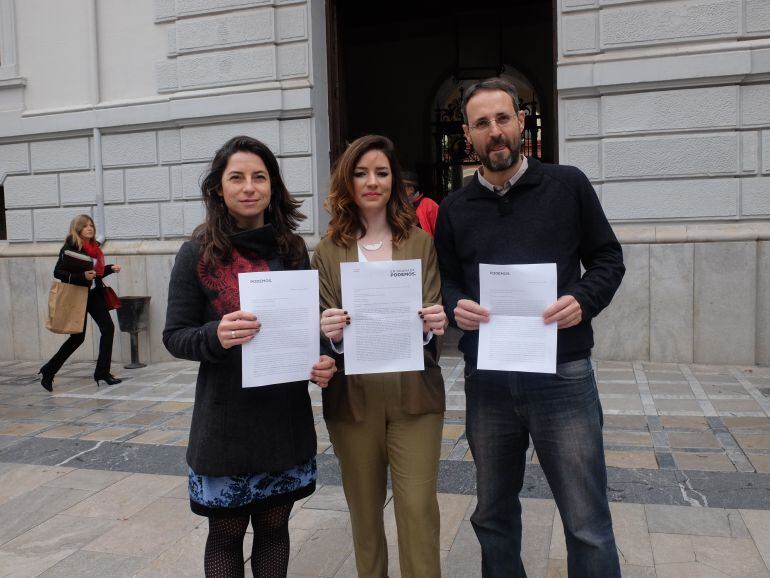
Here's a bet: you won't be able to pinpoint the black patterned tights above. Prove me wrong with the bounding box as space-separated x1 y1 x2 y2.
204 504 292 577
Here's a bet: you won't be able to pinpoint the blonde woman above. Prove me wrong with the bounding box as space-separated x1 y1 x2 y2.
39 215 122 391
312 135 447 578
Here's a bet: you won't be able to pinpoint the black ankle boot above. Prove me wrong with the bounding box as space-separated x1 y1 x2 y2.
38 368 54 392
94 373 122 386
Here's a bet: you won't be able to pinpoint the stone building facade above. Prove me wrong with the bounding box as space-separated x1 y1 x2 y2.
0 0 768 365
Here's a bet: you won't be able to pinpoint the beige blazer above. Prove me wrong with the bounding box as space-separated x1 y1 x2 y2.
311 227 446 422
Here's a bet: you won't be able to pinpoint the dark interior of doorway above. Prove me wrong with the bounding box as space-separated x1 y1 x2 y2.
327 0 556 201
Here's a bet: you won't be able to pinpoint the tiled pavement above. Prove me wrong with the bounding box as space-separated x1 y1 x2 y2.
2 345 770 576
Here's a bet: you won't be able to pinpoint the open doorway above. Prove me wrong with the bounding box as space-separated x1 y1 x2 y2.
326 0 556 201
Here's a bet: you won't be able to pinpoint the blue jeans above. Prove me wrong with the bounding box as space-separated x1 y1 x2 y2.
465 358 620 578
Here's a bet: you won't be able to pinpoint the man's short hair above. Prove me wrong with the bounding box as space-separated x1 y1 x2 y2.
461 78 520 123
402 171 419 184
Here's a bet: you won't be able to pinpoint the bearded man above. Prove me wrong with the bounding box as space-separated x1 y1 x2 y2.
434 78 625 578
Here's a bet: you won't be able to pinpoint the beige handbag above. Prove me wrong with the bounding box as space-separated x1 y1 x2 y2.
46 281 89 334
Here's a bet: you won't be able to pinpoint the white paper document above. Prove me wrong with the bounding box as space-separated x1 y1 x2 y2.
340 259 425 375
477 263 558 374
238 270 320 388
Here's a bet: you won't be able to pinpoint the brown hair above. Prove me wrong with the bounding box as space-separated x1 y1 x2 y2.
461 78 520 123
66 214 95 250
324 135 416 248
192 136 306 268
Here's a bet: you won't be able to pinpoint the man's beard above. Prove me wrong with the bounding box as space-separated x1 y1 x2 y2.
475 133 521 172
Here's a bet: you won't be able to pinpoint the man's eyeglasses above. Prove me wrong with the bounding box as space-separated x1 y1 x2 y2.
469 114 515 132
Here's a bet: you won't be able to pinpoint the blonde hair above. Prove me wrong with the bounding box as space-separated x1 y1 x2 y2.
66 214 95 249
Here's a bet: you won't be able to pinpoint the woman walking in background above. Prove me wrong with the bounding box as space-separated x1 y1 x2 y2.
312 135 447 578
39 214 122 391
163 135 336 577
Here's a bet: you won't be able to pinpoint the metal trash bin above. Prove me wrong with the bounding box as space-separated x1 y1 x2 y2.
116 296 151 368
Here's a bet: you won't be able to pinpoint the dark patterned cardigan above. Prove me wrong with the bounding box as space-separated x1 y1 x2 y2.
163 225 316 477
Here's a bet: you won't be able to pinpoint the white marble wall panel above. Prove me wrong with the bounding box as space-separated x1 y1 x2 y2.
170 166 184 199
146 253 177 363
167 26 177 55
279 119 311 154
602 86 737 134
592 244 649 361
275 5 307 43
694 242 756 365
758 241 770 365
603 134 739 179
563 12 599 54
176 45 276 89
60 173 97 206
564 98 600 137
158 130 181 164
34 207 93 242
175 8 274 53
4 175 59 208
161 203 185 237
587 50 748 89
296 196 313 233
102 132 158 168
6 210 32 241
763 131 770 174
180 122 279 162
156 60 179 92
155 0 175 21
742 132 759 174
183 201 205 235
174 0 270 18
746 0 770 34
742 177 770 216
563 141 600 180
180 163 208 198
602 179 738 220
0 260 12 358
30 138 90 173
277 42 308 78
0 143 29 181
650 244 693 362
563 0 597 8
103 170 125 204
9 258 40 360
104 205 161 239
754 48 770 74
125 167 171 202
600 0 740 49
280 156 312 193
741 84 770 126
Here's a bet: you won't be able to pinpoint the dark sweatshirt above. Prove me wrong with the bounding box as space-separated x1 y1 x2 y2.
163 225 316 477
434 157 625 365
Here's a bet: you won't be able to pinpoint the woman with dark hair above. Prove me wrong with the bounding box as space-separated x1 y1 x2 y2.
312 135 447 578
163 135 336 577
39 214 122 391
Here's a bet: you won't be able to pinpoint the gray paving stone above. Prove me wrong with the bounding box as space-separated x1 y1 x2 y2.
38 550 149 578
645 504 739 537
1 513 116 556
441 521 481 578
288 527 352 577
0 486 93 546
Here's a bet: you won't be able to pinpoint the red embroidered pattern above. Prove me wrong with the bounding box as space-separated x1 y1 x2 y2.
197 248 270 316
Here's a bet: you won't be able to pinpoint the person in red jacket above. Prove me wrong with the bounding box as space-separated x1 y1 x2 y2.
403 171 439 238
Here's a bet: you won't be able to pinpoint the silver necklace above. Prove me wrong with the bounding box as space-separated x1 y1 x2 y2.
360 239 385 251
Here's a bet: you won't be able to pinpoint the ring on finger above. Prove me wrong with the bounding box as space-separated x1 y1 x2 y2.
231 330 236 339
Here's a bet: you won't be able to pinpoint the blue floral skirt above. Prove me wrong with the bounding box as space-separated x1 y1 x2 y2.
188 457 316 518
